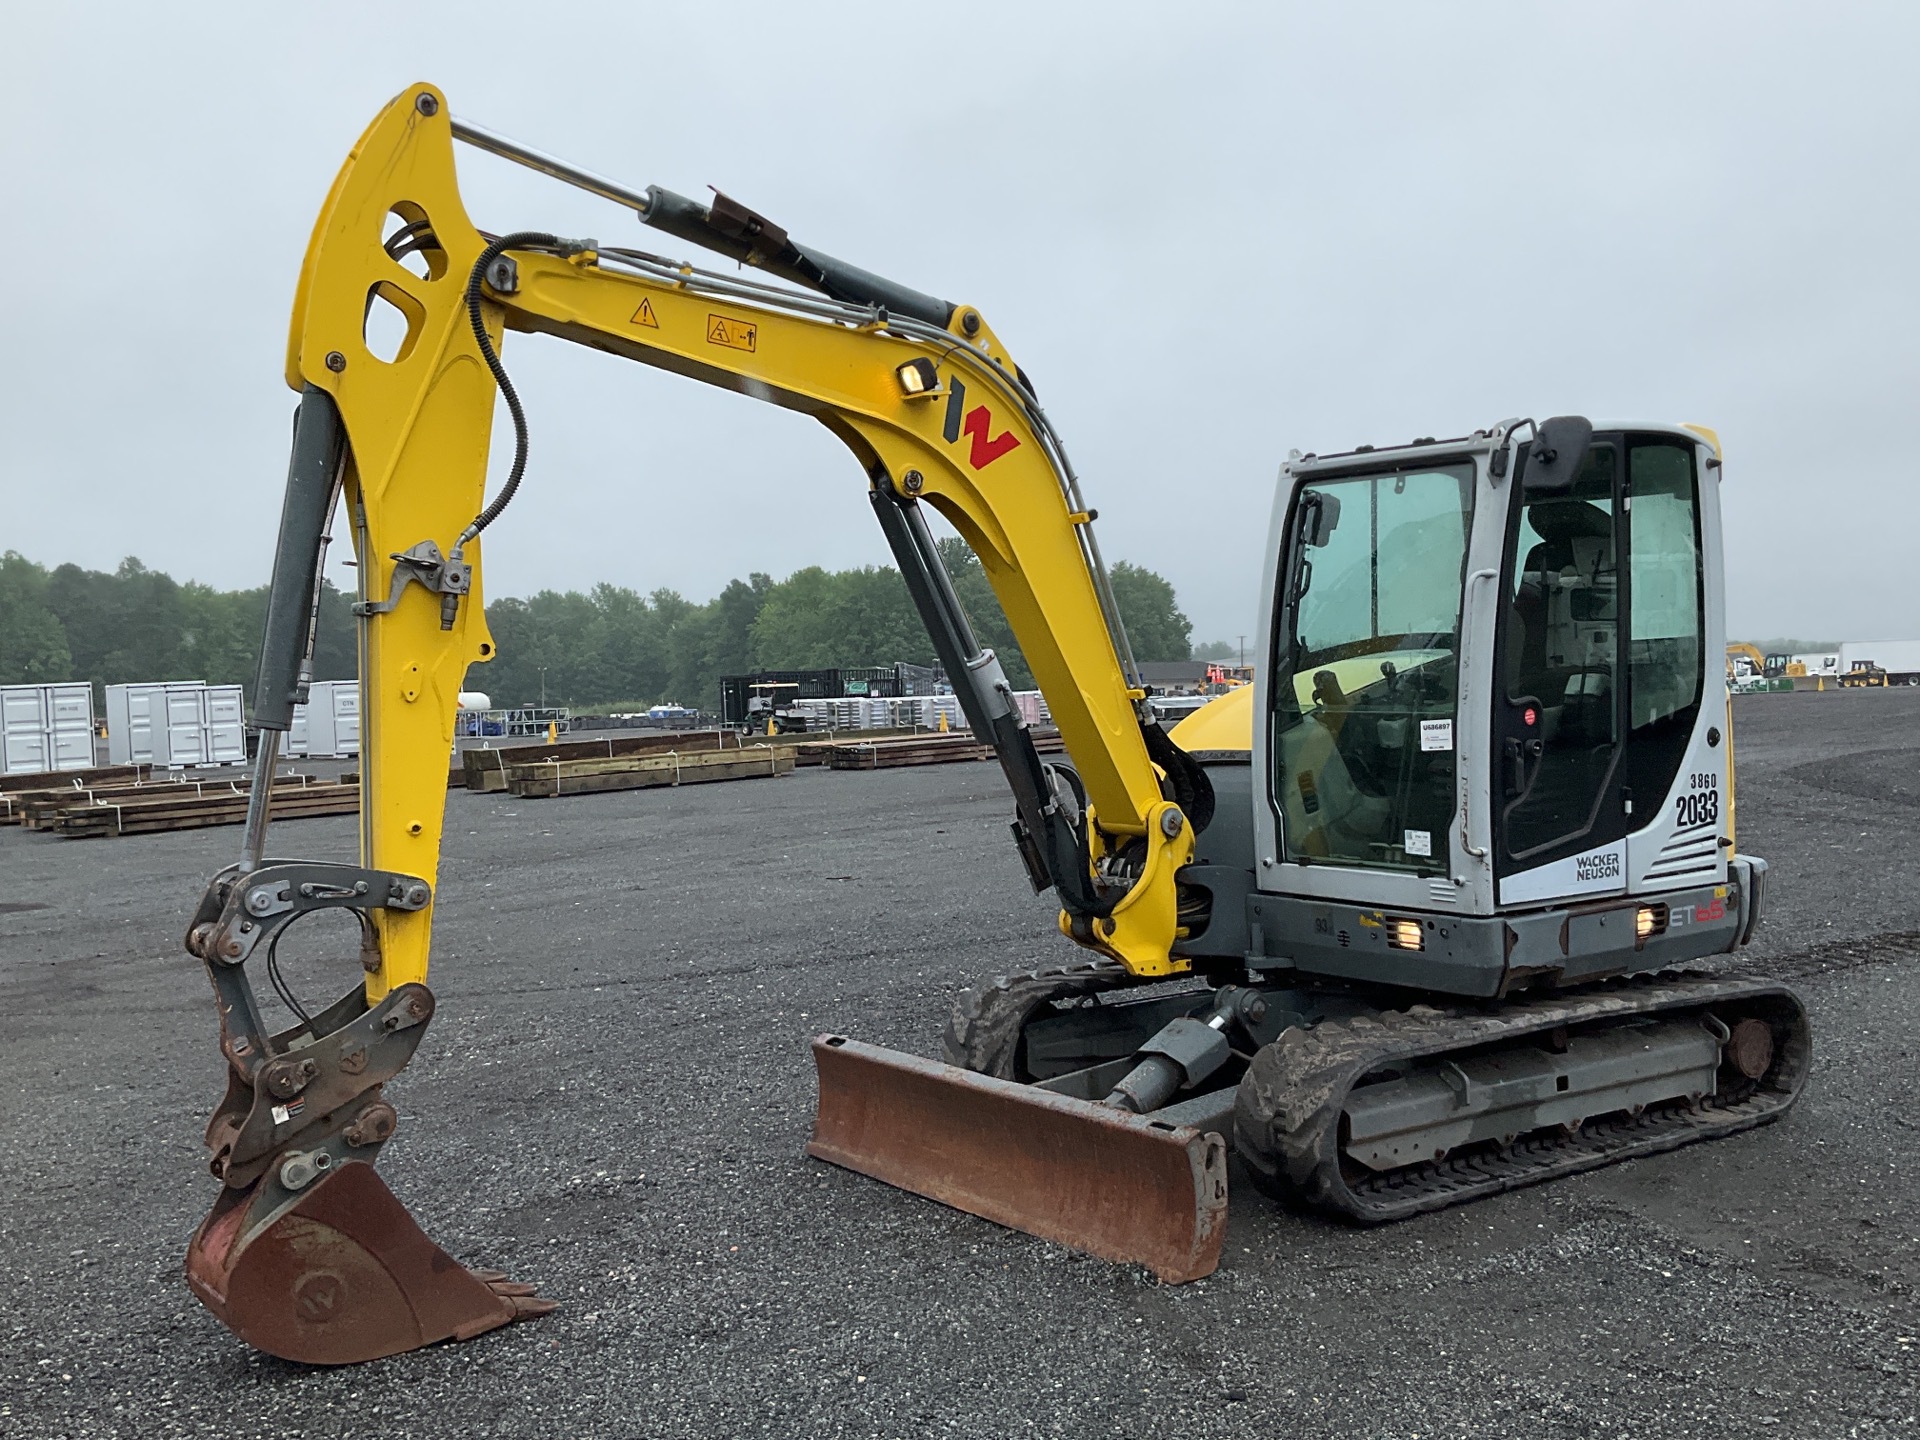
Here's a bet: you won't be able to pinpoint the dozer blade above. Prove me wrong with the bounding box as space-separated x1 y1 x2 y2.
808 1034 1228 1283
186 1160 555 1365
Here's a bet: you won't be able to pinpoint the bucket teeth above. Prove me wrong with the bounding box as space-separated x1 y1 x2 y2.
499 1291 562 1318
483 1279 542 1298
186 1160 556 1364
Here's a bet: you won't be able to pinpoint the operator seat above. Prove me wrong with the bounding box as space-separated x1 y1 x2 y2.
1511 499 1614 716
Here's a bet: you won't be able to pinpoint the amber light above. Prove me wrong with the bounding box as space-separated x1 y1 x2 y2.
1388 919 1425 952
1635 905 1668 942
895 358 939 396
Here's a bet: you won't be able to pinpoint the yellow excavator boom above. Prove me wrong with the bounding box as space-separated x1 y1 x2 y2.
181 83 1220 1361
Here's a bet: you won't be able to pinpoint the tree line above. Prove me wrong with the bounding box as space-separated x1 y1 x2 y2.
0 541 1202 711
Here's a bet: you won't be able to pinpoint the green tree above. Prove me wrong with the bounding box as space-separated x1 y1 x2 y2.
1109 561 1191 663
749 566 934 671
1192 639 1238 662
2 546 1197 713
0 552 71 684
933 536 1033 688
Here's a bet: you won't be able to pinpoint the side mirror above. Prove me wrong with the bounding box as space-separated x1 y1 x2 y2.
1306 492 1342 547
1521 416 1594 495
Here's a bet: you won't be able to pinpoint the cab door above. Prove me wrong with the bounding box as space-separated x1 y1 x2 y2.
1492 429 1711 906
1493 433 1629 903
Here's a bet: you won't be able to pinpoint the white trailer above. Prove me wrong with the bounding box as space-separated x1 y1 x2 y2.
0 682 95 776
1838 640 1920 686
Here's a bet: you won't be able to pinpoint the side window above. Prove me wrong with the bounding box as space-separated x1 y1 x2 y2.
1626 443 1703 731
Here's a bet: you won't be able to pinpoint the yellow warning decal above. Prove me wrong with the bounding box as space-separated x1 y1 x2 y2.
707 314 756 352
631 298 659 328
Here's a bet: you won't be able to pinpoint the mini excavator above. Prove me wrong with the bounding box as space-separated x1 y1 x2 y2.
183 85 1808 1363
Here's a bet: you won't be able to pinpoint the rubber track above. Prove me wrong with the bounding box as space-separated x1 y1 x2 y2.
1232 971 1811 1224
941 961 1133 1079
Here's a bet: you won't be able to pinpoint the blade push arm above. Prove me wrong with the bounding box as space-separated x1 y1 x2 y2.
276 83 1203 989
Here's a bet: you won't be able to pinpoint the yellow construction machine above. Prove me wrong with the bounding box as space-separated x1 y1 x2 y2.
183 86 1808 1363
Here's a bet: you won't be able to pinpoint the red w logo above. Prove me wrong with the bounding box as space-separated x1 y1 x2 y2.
942 378 1022 470
962 406 1021 469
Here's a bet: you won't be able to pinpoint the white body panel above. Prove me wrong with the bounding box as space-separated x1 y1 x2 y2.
1499 841 1627 905
0 683 95 776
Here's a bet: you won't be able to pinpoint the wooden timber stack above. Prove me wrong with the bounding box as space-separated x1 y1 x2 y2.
461 729 747 793
16 773 324 831
461 726 941 790
501 744 794 798
786 727 941 766
1 764 153 823
822 729 1065 771
40 776 359 839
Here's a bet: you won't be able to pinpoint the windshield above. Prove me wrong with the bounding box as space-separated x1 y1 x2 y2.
1272 462 1475 874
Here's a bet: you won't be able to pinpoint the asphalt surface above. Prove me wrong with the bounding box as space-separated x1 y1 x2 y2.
3 689 1919 1439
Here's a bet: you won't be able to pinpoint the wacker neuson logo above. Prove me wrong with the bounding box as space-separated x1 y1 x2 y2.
1575 850 1622 883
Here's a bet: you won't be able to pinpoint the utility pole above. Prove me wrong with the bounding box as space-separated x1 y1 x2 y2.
538 667 548 706
1238 635 1246 667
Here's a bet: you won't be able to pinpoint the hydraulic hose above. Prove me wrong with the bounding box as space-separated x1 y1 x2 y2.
457 231 562 547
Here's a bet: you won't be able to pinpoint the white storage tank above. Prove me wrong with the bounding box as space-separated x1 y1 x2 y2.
0 682 95 776
291 680 361 758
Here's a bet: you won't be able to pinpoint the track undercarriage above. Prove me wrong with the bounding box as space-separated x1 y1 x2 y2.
809 961 1809 1279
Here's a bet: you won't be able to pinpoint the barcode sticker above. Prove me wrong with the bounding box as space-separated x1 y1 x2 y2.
1419 720 1453 752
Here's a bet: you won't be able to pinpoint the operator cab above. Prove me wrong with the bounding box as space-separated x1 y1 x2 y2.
1239 418 1749 996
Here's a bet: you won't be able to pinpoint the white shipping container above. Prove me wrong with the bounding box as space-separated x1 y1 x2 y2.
201 685 247 765
0 682 95 776
293 680 361 758
106 681 205 765
106 681 246 767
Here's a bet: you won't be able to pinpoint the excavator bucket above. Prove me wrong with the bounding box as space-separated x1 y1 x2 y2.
186 1161 555 1366
808 1035 1228 1283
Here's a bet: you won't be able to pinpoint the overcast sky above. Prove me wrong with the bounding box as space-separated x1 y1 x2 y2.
4 3 1915 648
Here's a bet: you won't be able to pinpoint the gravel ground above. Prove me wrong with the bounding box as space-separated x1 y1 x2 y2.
3 689 1918 1439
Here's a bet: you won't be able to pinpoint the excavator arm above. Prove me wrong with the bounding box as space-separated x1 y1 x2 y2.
286 84 1197 994
182 84 1217 1363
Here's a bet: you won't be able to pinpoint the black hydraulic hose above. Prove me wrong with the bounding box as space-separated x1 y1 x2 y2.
458 231 562 547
